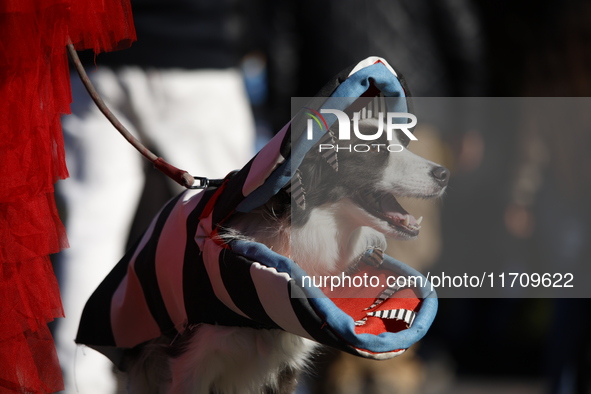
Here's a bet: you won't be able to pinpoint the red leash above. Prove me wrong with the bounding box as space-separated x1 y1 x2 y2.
67 40 221 189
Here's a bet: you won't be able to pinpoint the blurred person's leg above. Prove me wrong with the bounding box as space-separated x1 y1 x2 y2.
55 68 144 394
55 66 256 394
117 67 256 182
536 185 591 394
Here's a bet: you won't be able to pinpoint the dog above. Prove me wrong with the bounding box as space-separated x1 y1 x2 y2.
120 115 449 394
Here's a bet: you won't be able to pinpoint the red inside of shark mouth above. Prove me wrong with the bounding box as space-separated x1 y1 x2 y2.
321 264 423 337
355 191 422 237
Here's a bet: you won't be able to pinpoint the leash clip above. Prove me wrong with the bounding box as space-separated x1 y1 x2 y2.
189 177 210 189
189 177 225 189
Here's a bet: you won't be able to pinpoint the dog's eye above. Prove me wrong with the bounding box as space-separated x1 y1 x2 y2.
368 144 389 153
397 130 411 147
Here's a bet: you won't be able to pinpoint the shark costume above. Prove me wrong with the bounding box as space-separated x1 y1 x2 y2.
76 57 437 367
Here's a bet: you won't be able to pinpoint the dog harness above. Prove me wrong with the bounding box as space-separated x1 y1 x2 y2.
76 57 438 366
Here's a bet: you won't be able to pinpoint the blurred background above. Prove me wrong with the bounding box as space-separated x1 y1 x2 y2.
53 0 591 393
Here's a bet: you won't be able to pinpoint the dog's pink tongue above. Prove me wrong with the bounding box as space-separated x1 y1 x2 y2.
379 194 417 225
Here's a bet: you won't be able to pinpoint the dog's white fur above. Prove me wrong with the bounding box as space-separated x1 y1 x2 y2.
125 118 447 393
167 326 315 393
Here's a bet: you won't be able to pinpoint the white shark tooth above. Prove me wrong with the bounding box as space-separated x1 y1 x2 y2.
416 216 423 225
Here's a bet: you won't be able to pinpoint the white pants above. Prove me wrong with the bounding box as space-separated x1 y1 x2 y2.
55 67 255 393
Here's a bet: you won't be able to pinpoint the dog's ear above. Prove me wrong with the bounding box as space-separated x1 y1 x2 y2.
285 127 341 221
300 128 339 185
300 126 339 183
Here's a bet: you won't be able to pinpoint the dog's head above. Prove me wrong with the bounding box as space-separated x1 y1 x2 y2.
294 117 449 240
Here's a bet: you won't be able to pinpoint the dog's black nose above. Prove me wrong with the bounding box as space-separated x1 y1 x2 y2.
431 166 450 187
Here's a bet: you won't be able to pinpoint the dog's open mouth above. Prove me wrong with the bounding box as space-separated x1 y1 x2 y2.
356 191 423 237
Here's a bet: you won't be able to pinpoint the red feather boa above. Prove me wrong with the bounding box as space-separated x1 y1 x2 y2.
0 0 135 391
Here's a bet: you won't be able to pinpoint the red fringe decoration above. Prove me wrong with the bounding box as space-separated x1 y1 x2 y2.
0 0 135 392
